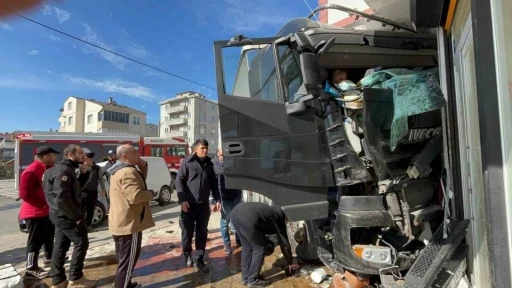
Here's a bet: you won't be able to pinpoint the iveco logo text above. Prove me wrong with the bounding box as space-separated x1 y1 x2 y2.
407 127 441 142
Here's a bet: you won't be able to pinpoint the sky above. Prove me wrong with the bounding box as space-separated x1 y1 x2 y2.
0 0 320 132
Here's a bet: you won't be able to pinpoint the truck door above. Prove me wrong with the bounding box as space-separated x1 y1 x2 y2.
214 37 334 220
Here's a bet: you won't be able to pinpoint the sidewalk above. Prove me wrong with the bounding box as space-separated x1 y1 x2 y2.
18 212 327 288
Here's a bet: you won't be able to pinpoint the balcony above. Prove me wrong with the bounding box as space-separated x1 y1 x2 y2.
165 118 187 126
165 131 187 138
165 104 187 114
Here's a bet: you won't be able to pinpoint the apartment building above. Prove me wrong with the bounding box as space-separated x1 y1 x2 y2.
58 96 153 136
159 91 219 156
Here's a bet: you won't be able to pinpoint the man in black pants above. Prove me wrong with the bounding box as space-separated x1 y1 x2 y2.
176 139 221 273
108 144 155 288
79 152 106 233
231 202 299 288
19 146 59 279
43 144 97 288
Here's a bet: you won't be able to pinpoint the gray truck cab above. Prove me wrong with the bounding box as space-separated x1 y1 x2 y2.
213 5 468 287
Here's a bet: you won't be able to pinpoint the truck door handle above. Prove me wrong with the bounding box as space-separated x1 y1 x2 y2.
223 142 245 156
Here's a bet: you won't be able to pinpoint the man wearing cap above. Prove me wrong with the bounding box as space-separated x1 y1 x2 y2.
79 152 106 233
103 150 117 184
19 146 59 279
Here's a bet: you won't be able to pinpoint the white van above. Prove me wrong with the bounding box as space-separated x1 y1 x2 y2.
98 156 174 206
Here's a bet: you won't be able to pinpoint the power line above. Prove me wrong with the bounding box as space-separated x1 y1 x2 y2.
16 14 217 91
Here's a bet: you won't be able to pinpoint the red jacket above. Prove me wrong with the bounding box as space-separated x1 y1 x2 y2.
19 161 49 219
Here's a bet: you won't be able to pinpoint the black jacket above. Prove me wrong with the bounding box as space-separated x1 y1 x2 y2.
43 159 82 221
176 154 220 204
213 159 242 201
78 163 104 193
231 202 293 265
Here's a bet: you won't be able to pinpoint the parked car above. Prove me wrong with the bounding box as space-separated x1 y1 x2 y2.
98 156 174 206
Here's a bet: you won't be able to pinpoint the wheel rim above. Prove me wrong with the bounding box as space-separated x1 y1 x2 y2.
92 206 104 224
161 188 172 203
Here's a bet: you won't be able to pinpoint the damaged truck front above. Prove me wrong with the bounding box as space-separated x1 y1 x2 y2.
214 8 469 287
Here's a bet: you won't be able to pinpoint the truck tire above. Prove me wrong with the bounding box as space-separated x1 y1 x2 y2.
287 221 319 261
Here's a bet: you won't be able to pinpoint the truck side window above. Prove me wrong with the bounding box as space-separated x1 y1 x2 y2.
221 44 280 102
278 45 302 103
150 146 163 157
166 146 187 157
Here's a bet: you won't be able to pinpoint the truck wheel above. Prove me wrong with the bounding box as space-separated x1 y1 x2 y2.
91 201 106 228
157 185 173 206
287 221 319 261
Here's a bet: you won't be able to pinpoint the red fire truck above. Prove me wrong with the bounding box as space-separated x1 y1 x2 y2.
14 134 189 190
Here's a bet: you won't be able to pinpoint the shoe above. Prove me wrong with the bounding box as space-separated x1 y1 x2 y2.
194 257 209 273
50 280 69 288
42 256 70 268
87 226 95 233
24 267 49 279
129 281 139 288
242 279 247 285
68 277 98 288
224 243 233 255
184 254 194 267
248 278 271 288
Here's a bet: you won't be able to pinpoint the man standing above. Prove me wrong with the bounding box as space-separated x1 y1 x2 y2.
176 139 221 273
43 144 97 288
213 149 242 255
231 202 299 288
103 150 117 184
19 146 59 279
79 152 106 232
108 144 155 288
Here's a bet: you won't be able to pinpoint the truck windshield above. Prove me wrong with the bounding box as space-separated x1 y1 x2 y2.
222 43 303 102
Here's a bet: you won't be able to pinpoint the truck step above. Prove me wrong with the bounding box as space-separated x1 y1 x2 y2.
403 218 470 288
431 243 469 288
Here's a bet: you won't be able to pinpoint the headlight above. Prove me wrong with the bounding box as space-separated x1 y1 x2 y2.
352 245 392 265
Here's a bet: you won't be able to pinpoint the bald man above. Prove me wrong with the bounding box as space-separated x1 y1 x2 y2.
107 144 155 288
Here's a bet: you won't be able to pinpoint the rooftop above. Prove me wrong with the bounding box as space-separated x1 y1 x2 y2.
67 96 146 114
159 91 218 105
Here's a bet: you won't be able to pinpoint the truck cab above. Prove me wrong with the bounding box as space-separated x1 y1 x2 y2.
214 6 468 287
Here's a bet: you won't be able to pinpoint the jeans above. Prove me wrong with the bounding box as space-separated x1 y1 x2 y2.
221 198 241 245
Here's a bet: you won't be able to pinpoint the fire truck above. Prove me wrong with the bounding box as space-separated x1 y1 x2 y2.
14 133 189 190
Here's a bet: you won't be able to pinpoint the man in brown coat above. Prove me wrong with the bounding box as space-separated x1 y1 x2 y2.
107 144 155 288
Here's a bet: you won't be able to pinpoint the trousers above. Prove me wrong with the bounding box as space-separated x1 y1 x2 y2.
231 217 266 284
179 203 210 257
49 215 89 285
82 191 98 227
114 232 142 288
25 216 55 269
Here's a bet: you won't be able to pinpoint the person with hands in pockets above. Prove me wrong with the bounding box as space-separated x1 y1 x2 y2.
43 144 97 288
176 139 221 273
107 144 155 288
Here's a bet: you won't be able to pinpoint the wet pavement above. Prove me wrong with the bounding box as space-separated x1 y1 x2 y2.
18 231 328 288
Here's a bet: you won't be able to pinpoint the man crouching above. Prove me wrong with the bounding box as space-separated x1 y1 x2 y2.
108 144 155 288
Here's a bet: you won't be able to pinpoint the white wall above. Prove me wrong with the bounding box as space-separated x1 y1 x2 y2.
83 101 103 133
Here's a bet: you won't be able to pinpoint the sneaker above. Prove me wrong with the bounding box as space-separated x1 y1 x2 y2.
68 277 98 288
248 278 271 288
224 243 233 255
184 254 194 267
42 256 69 268
24 267 49 279
50 280 69 288
194 257 209 273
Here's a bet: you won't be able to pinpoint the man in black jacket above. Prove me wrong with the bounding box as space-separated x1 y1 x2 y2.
176 139 221 273
213 149 242 255
43 144 97 288
78 152 106 233
231 202 299 288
